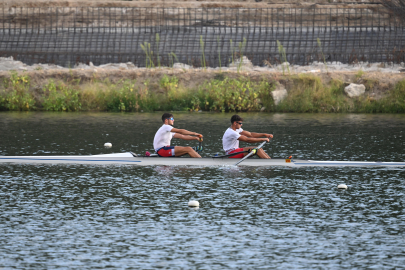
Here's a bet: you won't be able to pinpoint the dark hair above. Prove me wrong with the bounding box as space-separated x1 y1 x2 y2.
162 113 173 122
231 114 243 124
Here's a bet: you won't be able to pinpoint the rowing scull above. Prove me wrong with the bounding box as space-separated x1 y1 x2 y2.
0 153 404 167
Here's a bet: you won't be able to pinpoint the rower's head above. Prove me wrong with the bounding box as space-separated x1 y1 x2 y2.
231 115 243 129
162 113 174 125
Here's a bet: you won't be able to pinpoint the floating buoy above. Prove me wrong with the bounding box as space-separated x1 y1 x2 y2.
337 184 348 189
188 200 199 207
104 142 112 148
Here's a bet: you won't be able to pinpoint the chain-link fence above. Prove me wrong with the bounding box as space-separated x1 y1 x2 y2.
0 6 404 67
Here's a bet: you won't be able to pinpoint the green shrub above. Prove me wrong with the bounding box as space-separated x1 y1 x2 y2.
0 72 35 111
95 80 159 112
101 80 137 112
158 75 193 111
42 80 81 111
197 77 274 112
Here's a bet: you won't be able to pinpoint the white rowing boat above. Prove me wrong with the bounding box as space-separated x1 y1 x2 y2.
1 152 405 167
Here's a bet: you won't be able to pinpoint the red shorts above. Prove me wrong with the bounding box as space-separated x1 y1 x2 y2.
227 148 245 158
157 146 175 157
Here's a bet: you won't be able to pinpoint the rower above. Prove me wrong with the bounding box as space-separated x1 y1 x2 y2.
222 114 273 159
153 113 203 158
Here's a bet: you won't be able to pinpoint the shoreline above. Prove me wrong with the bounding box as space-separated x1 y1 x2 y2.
1 57 405 113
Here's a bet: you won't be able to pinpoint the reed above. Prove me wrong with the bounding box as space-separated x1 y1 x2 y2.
200 35 206 70
237 38 247 73
277 40 289 75
230 39 234 66
156 33 161 68
168 52 179 68
317 38 328 72
140 42 155 68
217 36 222 71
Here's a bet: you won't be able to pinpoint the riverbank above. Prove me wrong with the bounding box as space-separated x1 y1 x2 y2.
1 65 405 113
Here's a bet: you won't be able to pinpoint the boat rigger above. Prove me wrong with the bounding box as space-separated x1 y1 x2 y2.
0 152 404 167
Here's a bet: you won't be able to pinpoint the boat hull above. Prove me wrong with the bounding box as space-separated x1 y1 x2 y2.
1 153 405 167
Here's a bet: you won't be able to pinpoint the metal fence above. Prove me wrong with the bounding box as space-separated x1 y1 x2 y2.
0 6 404 67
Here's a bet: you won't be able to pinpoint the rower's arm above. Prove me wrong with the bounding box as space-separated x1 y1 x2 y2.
251 132 273 139
171 128 202 137
238 135 269 143
241 130 273 139
173 133 200 141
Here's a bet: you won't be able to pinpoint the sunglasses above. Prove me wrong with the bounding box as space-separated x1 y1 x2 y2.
167 117 174 121
236 122 243 125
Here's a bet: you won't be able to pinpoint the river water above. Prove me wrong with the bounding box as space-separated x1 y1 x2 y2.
1 112 404 269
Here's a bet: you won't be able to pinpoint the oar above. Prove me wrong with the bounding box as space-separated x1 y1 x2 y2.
234 141 267 166
194 135 203 152
198 135 203 151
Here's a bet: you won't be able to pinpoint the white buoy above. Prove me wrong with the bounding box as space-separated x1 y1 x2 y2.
337 184 348 189
188 200 199 207
104 142 112 148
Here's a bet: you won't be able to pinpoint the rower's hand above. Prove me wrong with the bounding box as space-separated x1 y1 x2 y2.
196 134 203 142
265 134 273 139
263 138 270 142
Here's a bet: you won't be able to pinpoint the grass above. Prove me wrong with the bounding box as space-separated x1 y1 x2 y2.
355 69 365 80
275 74 405 113
1 72 405 113
276 75 348 112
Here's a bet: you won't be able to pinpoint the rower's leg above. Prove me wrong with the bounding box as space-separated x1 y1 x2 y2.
242 147 255 155
257 148 271 159
174 146 201 158
242 147 271 159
